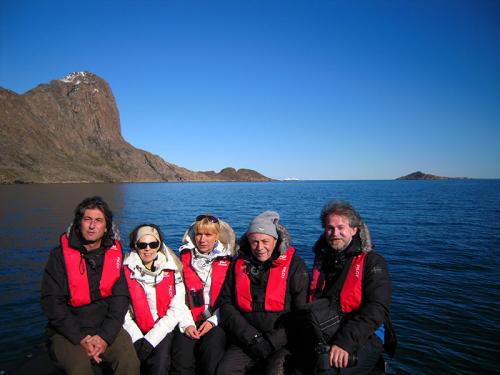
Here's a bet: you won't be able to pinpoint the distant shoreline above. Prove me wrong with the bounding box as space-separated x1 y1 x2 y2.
395 171 469 180
3 178 499 186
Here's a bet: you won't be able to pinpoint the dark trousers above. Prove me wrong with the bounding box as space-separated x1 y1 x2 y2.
317 336 384 375
216 344 293 375
171 326 226 375
49 328 140 375
141 332 175 375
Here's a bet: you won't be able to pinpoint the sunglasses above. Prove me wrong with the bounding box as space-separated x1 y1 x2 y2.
136 241 160 250
196 214 219 223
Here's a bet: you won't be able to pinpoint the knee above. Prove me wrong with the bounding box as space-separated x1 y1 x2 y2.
172 334 195 357
60 355 93 375
208 326 225 337
201 327 226 350
106 333 140 371
107 342 139 368
50 336 93 374
120 350 140 366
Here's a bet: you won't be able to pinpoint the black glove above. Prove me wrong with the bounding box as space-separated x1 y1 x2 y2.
133 338 144 354
135 338 154 361
246 333 274 360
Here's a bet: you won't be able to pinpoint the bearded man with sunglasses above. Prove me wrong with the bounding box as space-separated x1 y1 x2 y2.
41 196 139 375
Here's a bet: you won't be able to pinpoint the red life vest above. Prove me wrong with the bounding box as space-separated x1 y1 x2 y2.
180 249 230 322
310 252 367 313
124 266 176 334
61 234 122 307
235 247 295 312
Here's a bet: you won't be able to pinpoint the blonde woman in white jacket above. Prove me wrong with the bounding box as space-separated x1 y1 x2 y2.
171 214 237 375
123 224 195 375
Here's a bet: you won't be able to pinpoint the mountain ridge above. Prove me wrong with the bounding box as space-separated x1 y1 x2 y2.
0 71 272 184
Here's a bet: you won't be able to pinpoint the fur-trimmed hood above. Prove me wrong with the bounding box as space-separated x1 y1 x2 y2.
313 221 373 255
239 221 292 257
180 218 238 257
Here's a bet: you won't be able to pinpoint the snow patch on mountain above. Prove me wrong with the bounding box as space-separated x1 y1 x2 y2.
60 71 90 84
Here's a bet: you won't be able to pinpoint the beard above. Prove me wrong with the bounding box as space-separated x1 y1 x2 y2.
328 237 351 252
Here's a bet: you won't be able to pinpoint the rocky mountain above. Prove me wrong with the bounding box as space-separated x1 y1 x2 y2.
396 171 467 180
0 72 272 184
199 167 272 181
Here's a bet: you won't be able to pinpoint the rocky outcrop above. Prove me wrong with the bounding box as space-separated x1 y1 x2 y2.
199 167 271 182
396 171 467 180
0 72 272 184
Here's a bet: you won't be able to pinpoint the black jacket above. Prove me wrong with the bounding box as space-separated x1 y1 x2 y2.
41 229 129 345
219 225 309 352
312 234 396 356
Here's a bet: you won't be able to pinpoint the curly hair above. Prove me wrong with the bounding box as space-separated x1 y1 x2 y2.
320 200 362 229
72 196 114 238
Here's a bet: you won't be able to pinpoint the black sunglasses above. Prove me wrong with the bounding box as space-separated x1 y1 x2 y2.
196 214 219 223
136 241 160 250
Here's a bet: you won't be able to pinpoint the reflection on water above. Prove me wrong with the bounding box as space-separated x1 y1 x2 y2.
0 183 126 252
1 180 500 374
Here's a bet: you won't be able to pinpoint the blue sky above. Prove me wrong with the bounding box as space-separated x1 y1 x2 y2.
1 0 499 180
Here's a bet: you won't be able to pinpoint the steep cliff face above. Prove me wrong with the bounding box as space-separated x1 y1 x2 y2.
0 72 271 183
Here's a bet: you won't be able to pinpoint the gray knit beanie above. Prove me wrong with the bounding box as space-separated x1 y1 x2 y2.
246 211 279 239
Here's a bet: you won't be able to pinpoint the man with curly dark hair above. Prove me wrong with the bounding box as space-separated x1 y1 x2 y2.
41 196 139 375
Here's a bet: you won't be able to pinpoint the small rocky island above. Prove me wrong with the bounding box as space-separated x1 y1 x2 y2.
396 171 467 180
0 72 272 184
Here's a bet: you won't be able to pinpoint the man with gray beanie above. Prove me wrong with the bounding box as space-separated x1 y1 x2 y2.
217 211 309 374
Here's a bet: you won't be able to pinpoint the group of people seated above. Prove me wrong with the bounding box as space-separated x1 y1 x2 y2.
41 196 396 375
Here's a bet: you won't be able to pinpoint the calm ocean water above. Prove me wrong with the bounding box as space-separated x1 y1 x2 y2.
0 180 499 374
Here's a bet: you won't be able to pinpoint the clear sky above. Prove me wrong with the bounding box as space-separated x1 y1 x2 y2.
1 0 499 180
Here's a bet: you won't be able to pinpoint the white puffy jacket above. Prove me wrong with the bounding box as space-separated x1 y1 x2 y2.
122 244 195 347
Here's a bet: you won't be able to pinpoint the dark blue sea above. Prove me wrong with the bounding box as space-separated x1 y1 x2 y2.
1 180 499 374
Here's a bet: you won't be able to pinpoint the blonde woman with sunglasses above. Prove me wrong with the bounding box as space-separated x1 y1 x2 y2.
123 224 195 375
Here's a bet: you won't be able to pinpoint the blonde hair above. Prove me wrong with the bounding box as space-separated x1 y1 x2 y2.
194 218 220 237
